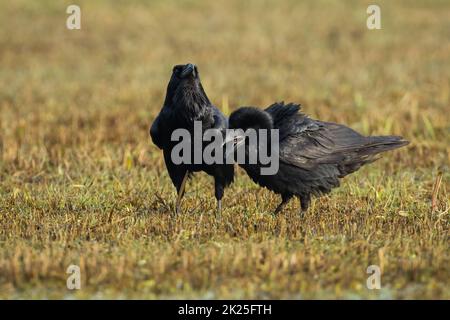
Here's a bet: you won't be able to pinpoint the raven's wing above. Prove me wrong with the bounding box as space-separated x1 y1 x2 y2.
267 102 407 177
150 107 172 149
265 102 320 140
149 114 164 149
211 105 228 129
278 120 373 176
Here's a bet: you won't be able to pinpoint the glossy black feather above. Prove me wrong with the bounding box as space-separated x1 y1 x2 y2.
150 64 234 206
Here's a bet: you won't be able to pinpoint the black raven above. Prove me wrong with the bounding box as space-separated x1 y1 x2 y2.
227 102 409 214
150 63 234 214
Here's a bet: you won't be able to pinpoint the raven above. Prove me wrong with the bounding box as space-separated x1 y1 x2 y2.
227 102 409 214
150 63 234 214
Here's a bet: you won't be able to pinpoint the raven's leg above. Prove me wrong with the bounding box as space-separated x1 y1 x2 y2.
214 179 224 216
175 171 189 214
274 194 292 214
217 199 222 215
299 193 311 214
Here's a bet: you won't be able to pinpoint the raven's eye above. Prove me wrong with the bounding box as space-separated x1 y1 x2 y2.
173 66 182 74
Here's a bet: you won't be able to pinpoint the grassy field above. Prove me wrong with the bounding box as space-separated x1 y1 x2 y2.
0 0 449 299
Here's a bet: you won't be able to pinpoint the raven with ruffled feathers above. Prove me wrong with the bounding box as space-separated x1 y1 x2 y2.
228 102 409 214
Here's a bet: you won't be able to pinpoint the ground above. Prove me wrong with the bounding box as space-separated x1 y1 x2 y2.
0 0 448 299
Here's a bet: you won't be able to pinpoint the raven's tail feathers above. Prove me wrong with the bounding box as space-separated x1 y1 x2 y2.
364 135 409 154
338 135 409 176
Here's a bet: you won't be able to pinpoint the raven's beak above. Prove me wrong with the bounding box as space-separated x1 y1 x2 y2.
223 133 245 159
180 63 196 78
222 133 245 148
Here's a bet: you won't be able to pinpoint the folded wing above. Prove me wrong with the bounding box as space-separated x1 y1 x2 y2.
266 102 408 178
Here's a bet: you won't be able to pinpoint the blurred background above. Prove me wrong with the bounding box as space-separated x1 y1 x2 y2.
1 0 449 162
0 0 448 299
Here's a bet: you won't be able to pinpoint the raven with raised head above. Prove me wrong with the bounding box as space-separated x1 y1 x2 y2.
150 63 234 214
228 102 409 214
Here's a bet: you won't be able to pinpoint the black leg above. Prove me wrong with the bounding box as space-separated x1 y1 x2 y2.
274 194 292 214
299 193 311 214
214 179 224 217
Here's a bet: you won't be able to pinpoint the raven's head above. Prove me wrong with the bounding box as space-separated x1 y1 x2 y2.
228 107 274 131
225 107 274 152
164 63 211 111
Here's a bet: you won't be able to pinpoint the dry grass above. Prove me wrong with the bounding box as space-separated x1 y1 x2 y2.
0 0 449 299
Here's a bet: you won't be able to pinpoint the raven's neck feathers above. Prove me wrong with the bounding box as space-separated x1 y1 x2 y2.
168 81 213 126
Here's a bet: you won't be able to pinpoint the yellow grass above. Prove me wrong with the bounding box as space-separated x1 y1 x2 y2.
0 0 449 299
